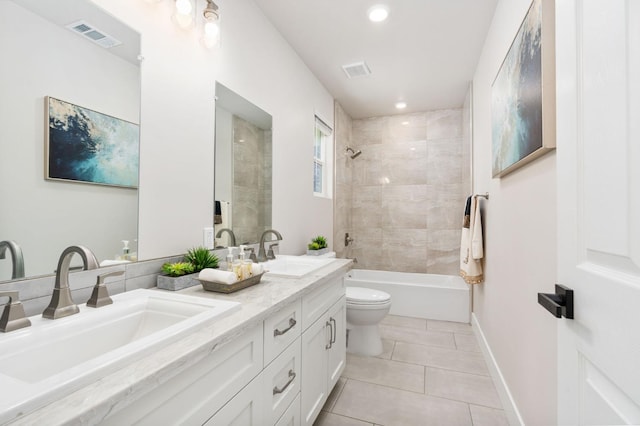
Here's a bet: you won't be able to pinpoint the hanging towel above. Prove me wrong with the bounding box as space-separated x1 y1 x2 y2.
460 196 484 284
214 200 222 224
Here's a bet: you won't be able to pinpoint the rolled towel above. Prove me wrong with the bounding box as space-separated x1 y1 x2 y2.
251 263 264 275
199 268 237 285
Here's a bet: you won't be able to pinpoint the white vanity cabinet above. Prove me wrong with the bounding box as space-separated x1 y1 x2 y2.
102 274 345 426
300 278 346 426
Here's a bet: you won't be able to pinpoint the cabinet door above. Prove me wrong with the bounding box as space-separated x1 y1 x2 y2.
326 296 346 391
204 374 264 426
300 313 331 426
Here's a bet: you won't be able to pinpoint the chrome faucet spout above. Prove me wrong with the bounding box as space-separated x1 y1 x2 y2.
258 229 283 262
43 245 99 320
0 240 25 280
215 228 236 247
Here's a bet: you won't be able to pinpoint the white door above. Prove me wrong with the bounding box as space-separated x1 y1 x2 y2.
556 0 640 424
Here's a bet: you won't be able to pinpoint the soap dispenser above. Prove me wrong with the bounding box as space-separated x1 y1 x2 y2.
226 247 236 272
121 240 130 260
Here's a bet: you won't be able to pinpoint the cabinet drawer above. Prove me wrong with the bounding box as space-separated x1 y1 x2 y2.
262 336 302 425
103 324 263 426
275 394 301 426
264 299 301 366
204 373 264 426
301 277 345 331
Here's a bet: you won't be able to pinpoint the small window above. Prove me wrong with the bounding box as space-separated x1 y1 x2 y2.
313 116 333 198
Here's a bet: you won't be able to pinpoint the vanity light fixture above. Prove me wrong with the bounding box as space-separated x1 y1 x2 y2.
395 101 407 110
368 5 389 22
146 0 222 49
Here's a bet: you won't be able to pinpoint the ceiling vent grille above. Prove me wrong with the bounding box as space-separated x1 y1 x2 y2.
342 62 372 79
65 20 122 49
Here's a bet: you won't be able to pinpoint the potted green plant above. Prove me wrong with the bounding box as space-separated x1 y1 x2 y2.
185 246 219 272
157 247 219 291
307 235 329 256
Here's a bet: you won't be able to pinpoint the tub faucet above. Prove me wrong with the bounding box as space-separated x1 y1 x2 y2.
0 240 25 280
43 245 99 320
258 229 283 262
215 228 236 247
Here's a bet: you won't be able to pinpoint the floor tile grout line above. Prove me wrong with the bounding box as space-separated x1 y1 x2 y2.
372 352 490 377
425 364 501 380
342 377 429 397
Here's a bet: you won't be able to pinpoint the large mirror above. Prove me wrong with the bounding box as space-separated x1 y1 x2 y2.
0 0 141 282
214 83 272 248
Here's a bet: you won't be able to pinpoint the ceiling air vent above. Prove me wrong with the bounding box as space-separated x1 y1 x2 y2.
65 20 122 49
342 61 372 79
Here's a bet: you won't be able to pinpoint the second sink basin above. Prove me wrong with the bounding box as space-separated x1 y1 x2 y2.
263 255 334 278
0 289 240 423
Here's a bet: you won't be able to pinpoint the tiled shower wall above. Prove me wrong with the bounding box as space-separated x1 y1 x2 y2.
334 104 470 275
232 116 272 245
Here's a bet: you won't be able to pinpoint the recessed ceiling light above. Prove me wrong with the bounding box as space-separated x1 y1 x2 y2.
368 5 389 22
401 121 410 125
395 101 407 109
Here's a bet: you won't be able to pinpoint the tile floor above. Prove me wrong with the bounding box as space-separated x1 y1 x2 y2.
314 315 509 426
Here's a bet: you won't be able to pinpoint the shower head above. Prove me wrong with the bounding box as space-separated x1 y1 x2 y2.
346 146 362 159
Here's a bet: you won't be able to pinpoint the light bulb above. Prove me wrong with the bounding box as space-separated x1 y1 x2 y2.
202 20 220 48
173 0 194 28
175 0 192 14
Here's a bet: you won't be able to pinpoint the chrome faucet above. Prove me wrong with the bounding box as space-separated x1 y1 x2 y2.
42 245 99 320
258 229 282 262
0 240 25 280
215 228 236 247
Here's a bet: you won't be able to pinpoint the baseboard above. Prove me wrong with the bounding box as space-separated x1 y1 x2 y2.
471 313 524 426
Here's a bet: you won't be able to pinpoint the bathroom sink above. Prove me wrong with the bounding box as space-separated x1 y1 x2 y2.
264 255 334 278
0 289 240 423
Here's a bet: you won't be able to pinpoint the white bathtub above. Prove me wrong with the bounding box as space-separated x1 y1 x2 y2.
344 269 470 323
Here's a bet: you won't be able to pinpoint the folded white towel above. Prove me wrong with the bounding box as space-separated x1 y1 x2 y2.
251 263 264 275
199 268 237 285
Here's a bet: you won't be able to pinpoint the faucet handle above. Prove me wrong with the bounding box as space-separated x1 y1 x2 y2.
87 270 124 308
244 247 257 262
267 243 279 260
0 291 31 332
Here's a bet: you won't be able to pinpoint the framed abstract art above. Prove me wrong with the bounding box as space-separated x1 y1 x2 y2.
45 96 139 188
491 0 555 178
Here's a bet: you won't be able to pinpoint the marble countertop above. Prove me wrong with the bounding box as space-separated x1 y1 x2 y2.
9 258 352 425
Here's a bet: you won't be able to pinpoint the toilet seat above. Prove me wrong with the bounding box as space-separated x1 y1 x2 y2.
346 287 391 305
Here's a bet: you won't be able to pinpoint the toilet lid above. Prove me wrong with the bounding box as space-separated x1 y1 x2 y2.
346 287 391 305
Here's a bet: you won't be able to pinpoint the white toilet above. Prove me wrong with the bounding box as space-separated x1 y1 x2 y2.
346 287 392 357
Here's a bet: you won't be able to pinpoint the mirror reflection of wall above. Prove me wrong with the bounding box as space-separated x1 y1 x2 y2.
214 83 272 248
0 0 141 282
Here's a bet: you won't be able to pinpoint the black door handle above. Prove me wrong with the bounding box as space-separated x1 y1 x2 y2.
538 284 574 319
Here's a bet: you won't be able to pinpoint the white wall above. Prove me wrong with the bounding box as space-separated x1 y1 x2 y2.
92 0 335 259
471 0 557 424
0 1 139 278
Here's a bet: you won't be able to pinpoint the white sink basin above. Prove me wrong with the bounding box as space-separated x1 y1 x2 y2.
264 255 334 278
0 289 240 423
